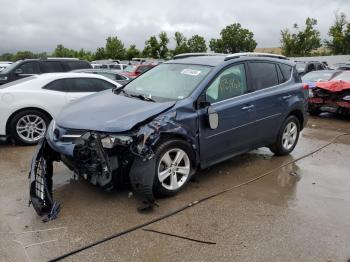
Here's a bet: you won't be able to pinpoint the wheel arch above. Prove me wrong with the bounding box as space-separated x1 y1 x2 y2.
156 133 199 168
286 109 304 130
6 107 53 136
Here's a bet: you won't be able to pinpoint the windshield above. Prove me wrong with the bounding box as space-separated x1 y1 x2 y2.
295 62 306 73
0 61 19 74
302 72 335 82
124 65 137 73
0 76 37 89
332 72 350 81
123 63 212 101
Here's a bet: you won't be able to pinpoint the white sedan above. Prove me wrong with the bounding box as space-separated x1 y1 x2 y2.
0 73 120 145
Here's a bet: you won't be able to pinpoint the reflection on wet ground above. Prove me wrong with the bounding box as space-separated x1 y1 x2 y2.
0 116 349 262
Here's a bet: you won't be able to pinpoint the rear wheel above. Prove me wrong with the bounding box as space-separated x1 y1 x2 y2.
10 109 50 145
269 115 300 156
153 140 194 197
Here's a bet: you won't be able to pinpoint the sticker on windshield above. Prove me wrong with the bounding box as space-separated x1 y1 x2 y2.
181 69 201 76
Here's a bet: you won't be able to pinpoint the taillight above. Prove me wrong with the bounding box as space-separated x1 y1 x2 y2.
302 83 309 90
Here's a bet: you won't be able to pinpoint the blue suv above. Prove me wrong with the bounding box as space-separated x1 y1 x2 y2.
29 53 308 216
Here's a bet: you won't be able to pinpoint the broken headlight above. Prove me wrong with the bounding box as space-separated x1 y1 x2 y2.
101 135 133 149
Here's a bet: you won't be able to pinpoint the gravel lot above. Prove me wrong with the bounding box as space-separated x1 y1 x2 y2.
1 115 350 262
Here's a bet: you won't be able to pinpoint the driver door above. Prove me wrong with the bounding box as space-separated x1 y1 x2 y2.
198 63 257 168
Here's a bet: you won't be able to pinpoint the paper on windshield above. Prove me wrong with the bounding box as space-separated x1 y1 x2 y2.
181 69 201 76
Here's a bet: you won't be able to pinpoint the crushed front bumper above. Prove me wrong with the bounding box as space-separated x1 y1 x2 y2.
28 138 60 220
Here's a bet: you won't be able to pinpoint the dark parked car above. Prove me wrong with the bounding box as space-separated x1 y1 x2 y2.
122 64 155 78
72 69 131 85
295 61 326 76
29 52 308 217
0 58 91 85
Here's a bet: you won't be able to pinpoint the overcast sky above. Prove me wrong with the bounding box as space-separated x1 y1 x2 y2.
0 0 349 53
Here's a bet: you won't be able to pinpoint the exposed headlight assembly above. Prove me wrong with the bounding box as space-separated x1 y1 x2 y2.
101 135 133 149
343 95 350 101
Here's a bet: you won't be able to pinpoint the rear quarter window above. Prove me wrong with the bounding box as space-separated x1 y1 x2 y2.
43 79 67 91
278 63 292 83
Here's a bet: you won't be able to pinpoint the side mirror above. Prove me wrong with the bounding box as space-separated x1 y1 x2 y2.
207 106 219 130
15 68 23 75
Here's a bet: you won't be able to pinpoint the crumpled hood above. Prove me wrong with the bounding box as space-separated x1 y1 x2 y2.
56 90 175 132
315 80 350 92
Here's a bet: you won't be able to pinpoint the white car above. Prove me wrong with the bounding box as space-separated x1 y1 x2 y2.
0 73 120 145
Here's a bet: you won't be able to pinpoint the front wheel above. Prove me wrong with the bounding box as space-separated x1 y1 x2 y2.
153 140 194 197
10 109 50 145
269 116 300 156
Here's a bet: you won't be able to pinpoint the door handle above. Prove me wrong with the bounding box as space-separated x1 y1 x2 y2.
282 95 292 100
241 105 255 110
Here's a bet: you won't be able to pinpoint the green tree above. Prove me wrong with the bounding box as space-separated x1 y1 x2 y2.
158 32 170 59
209 23 257 53
187 35 207 53
281 18 322 57
325 13 350 55
0 53 14 61
173 32 189 55
105 36 125 60
143 32 170 59
13 51 36 60
143 36 159 58
94 47 106 60
125 44 141 60
52 44 76 57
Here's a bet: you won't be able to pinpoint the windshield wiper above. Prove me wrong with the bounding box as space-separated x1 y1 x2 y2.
117 89 156 102
130 94 156 102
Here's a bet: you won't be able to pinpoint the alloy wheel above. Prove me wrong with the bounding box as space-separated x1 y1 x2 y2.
282 122 298 150
16 114 47 143
157 148 190 191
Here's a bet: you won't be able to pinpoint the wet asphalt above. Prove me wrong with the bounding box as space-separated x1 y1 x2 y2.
0 115 350 262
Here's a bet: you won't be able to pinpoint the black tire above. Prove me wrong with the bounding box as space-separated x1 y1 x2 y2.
9 109 51 145
269 115 300 156
153 139 195 197
308 107 321 116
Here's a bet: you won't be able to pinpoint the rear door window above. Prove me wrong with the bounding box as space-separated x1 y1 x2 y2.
67 78 115 92
42 61 64 73
18 62 41 74
249 62 279 91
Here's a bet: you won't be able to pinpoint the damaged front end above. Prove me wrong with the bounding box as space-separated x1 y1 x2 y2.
29 110 198 218
308 81 350 115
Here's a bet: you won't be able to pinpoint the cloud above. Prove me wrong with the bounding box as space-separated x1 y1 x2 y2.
0 0 349 53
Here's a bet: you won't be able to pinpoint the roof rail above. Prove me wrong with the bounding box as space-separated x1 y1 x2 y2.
47 57 79 60
173 53 226 59
224 52 288 61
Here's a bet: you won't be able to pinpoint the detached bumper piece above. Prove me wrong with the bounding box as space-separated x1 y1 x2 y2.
29 138 61 222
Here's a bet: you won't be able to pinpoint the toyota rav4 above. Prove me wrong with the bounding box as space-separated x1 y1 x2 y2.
29 53 308 218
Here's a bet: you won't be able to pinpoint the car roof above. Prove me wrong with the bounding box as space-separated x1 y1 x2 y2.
305 70 341 74
38 72 106 78
167 54 295 67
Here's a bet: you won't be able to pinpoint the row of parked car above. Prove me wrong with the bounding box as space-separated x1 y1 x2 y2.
0 52 347 216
